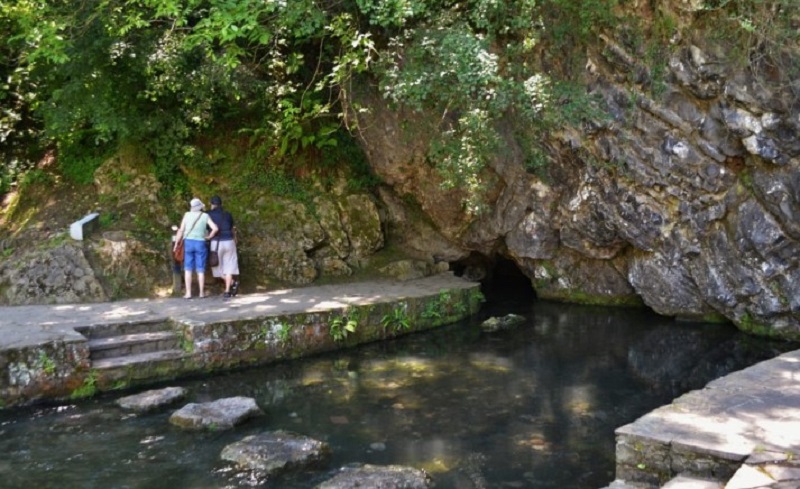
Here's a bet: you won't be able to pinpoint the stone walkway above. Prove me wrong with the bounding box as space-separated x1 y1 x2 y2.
0 273 476 349
608 349 800 489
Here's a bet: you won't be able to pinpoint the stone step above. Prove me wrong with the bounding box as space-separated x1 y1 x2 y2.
92 349 190 370
600 476 724 489
75 319 173 339
599 479 650 489
87 331 180 360
661 475 723 488
92 350 194 390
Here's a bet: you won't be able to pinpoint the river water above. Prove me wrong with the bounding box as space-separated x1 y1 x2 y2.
0 296 795 489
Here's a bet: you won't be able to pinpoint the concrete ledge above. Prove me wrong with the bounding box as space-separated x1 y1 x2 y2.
613 350 800 488
0 274 483 407
69 212 99 240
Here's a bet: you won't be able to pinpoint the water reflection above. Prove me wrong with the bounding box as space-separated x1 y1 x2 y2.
0 301 795 489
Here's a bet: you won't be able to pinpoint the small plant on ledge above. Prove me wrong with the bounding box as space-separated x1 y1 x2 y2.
381 304 410 332
330 315 358 342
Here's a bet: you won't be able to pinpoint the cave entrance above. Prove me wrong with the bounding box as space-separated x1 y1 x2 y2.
451 253 536 305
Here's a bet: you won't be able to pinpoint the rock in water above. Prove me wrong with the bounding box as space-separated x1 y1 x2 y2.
169 396 262 430
220 430 331 476
480 314 526 332
316 464 433 488
117 387 187 413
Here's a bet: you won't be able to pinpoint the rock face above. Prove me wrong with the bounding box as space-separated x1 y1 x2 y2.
169 396 263 430
242 193 385 285
349 12 800 340
220 430 331 476
317 464 433 489
0 242 107 305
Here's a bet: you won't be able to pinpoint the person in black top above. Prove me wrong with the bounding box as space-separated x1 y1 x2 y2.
207 195 240 299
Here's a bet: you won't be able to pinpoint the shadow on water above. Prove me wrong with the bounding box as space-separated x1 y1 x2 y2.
0 292 796 488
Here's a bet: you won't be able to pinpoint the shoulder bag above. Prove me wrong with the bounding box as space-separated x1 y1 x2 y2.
207 239 219 267
173 213 203 263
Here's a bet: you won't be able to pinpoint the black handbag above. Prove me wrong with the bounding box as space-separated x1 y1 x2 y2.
207 240 219 267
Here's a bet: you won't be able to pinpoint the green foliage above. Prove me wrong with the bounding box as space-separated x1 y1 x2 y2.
18 169 53 191
541 0 619 53
37 351 56 375
70 370 98 399
11 0 795 210
469 288 486 306
238 159 317 214
99 212 119 228
58 139 112 185
694 0 800 86
381 304 410 332
320 130 382 192
0 166 14 197
421 301 443 321
277 324 292 344
330 313 358 342
177 332 193 353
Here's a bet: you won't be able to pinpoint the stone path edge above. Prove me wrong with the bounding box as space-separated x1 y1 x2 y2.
0 273 483 408
609 349 800 488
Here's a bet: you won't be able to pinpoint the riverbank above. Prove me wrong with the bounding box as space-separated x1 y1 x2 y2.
604 348 800 489
0 273 483 408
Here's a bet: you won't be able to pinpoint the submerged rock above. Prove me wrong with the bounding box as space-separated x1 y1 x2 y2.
117 386 187 413
316 464 433 488
169 396 262 430
220 430 330 476
480 314 526 332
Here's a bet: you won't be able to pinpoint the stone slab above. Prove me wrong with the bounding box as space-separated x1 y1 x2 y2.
69 212 99 240
614 350 800 486
661 475 722 488
117 386 187 413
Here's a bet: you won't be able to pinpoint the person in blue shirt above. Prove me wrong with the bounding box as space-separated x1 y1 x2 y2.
207 195 240 299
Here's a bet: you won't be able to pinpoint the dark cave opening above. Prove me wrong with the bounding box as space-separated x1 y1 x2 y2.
450 253 536 305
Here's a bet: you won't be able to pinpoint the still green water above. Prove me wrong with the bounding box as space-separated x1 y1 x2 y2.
0 300 793 489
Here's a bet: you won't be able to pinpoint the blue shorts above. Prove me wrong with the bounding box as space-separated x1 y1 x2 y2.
183 239 207 273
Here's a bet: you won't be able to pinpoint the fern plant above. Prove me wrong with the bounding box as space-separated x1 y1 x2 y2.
381 305 410 332
330 315 358 342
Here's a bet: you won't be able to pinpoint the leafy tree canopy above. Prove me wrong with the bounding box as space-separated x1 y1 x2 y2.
3 1 796 210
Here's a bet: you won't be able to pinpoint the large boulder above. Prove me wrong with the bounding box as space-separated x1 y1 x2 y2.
221 430 331 476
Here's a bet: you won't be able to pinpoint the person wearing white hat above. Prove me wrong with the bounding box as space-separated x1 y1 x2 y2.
174 197 218 299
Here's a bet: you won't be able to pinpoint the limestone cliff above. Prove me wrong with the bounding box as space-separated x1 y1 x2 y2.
350 5 800 340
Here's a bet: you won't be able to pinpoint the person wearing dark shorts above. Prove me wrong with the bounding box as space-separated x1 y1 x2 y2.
207 195 240 299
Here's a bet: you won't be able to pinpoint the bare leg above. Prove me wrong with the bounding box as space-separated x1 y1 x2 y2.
224 274 232 293
198 272 205 298
184 270 193 298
